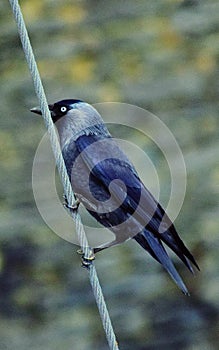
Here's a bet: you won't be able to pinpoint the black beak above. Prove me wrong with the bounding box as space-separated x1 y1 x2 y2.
30 104 54 116
30 106 42 115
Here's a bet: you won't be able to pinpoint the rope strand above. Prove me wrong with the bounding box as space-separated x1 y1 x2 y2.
8 1 119 349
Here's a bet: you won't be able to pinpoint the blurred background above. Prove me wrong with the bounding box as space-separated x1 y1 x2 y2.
1 0 219 349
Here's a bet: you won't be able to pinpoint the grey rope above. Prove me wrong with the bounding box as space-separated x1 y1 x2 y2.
9 1 119 349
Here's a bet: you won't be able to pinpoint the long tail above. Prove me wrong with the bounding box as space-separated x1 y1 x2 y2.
134 230 190 295
158 224 199 273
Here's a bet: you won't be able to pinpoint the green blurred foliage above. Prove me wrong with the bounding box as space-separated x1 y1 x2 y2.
0 0 219 349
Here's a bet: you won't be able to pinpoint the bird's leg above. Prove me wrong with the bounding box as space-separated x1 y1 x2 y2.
63 194 80 212
77 247 95 268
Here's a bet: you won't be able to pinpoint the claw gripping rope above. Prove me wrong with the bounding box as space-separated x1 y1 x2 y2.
8 1 119 349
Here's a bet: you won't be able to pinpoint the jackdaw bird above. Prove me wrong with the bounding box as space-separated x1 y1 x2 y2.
31 99 199 294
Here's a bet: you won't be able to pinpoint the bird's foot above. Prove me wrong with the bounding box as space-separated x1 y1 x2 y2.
63 194 80 212
77 248 95 268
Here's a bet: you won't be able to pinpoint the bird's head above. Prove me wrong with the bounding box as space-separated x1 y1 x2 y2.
31 99 109 145
30 99 83 123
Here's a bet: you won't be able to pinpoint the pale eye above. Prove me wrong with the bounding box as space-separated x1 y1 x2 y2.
60 106 67 113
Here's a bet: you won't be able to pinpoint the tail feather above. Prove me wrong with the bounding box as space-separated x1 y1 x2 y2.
157 232 195 273
134 231 190 295
147 217 199 272
159 226 200 271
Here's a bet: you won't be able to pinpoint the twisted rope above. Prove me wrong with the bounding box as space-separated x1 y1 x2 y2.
8 1 119 349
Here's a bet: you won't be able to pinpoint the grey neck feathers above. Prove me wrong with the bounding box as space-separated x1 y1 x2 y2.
55 103 111 149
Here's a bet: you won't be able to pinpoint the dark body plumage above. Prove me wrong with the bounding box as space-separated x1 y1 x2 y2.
31 99 199 294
